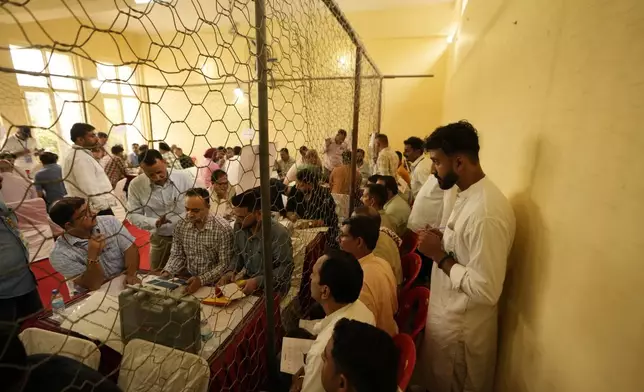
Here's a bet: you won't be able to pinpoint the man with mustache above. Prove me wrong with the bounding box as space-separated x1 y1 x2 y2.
417 121 516 392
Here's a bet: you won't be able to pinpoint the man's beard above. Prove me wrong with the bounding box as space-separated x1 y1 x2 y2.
435 170 459 190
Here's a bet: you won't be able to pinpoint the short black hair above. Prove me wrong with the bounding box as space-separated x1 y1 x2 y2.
211 169 227 183
337 129 347 137
111 145 124 155
425 120 480 162
132 143 139 147
357 148 365 154
185 187 210 206
158 142 171 152
69 123 95 144
49 197 86 228
231 189 260 211
97 132 108 139
365 183 388 208
395 151 403 163
18 125 33 137
374 134 388 144
233 146 242 155
378 176 398 196
296 167 320 185
319 250 363 304
404 136 424 151
367 174 381 184
138 148 164 166
217 146 225 151
331 318 399 392
280 147 289 154
0 152 17 160
342 215 379 251
138 144 148 152
341 151 352 164
352 206 382 227
299 146 308 153
39 151 58 165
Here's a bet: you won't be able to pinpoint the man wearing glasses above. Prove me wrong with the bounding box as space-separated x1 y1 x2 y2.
49 197 141 293
208 169 236 218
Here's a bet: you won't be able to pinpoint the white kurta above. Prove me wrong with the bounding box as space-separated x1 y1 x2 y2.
420 176 515 392
3 135 39 170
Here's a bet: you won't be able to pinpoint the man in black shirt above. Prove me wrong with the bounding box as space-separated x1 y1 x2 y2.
286 167 338 248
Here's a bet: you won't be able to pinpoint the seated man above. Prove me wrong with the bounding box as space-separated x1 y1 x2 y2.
286 167 339 247
161 188 234 294
353 206 403 286
321 318 399 392
377 175 411 237
360 183 396 233
292 250 375 392
209 169 236 217
338 215 398 336
49 197 141 292
218 190 294 295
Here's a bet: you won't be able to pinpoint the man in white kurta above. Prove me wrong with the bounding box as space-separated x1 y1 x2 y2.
417 121 516 392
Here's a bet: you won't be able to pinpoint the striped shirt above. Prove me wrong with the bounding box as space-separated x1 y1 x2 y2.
164 214 234 284
50 216 135 292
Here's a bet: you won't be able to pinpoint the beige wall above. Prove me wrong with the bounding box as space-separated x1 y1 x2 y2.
346 6 451 151
442 0 644 391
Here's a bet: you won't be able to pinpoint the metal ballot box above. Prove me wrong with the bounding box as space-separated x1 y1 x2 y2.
119 284 201 354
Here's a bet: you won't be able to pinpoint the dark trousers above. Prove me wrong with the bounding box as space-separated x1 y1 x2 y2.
0 289 43 326
97 208 114 216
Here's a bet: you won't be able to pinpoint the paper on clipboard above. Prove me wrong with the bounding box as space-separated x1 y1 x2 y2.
280 337 314 375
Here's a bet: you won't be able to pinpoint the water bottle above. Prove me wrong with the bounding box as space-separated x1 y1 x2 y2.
200 319 213 342
51 289 65 322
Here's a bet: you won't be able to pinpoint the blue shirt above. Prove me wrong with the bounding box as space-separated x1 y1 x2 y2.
232 219 294 293
50 216 135 293
128 152 139 168
0 200 36 298
34 164 67 207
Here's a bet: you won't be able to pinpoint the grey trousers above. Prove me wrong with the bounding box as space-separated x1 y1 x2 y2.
149 234 173 270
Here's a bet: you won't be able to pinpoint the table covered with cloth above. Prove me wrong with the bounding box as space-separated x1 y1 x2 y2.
25 225 327 392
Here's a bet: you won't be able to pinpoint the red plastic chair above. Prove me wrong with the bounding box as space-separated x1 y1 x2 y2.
395 286 430 340
400 253 421 294
393 333 416 391
399 230 419 257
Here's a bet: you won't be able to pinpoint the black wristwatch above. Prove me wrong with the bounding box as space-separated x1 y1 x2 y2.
437 252 455 269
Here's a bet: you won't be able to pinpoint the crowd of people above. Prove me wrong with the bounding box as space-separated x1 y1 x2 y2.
0 119 515 392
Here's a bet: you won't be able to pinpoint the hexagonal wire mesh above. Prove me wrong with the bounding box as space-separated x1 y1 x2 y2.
0 0 381 390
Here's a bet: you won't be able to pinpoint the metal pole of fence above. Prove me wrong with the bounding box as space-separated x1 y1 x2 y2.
145 87 154 145
348 48 363 216
377 78 383 133
255 0 279 387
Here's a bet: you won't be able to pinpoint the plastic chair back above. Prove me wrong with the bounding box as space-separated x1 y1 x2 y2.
19 327 101 370
395 286 430 340
400 253 421 293
393 333 416 391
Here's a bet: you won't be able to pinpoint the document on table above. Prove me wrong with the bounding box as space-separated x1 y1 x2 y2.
280 337 314 375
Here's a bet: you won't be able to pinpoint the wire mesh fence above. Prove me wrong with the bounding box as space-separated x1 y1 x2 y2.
0 0 381 390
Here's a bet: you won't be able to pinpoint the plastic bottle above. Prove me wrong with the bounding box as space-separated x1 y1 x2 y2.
51 289 65 322
200 318 213 342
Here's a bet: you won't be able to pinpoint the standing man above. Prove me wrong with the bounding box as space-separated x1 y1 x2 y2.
127 149 193 270
323 130 348 176
63 123 115 216
2 126 42 173
417 121 516 392
373 134 398 177
218 190 294 295
0 177 42 322
161 188 234 294
356 148 370 186
338 215 398 336
274 148 296 180
329 151 359 195
404 136 432 200
291 250 375 392
34 152 67 209
104 145 128 189
128 143 140 168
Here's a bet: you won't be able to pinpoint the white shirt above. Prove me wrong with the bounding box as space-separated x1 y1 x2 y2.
407 176 447 232
3 135 39 170
409 154 432 199
126 170 193 236
421 176 515 392
63 145 115 212
301 300 375 392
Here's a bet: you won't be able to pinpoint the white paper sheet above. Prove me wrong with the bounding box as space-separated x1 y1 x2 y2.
220 283 245 300
280 337 314 375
